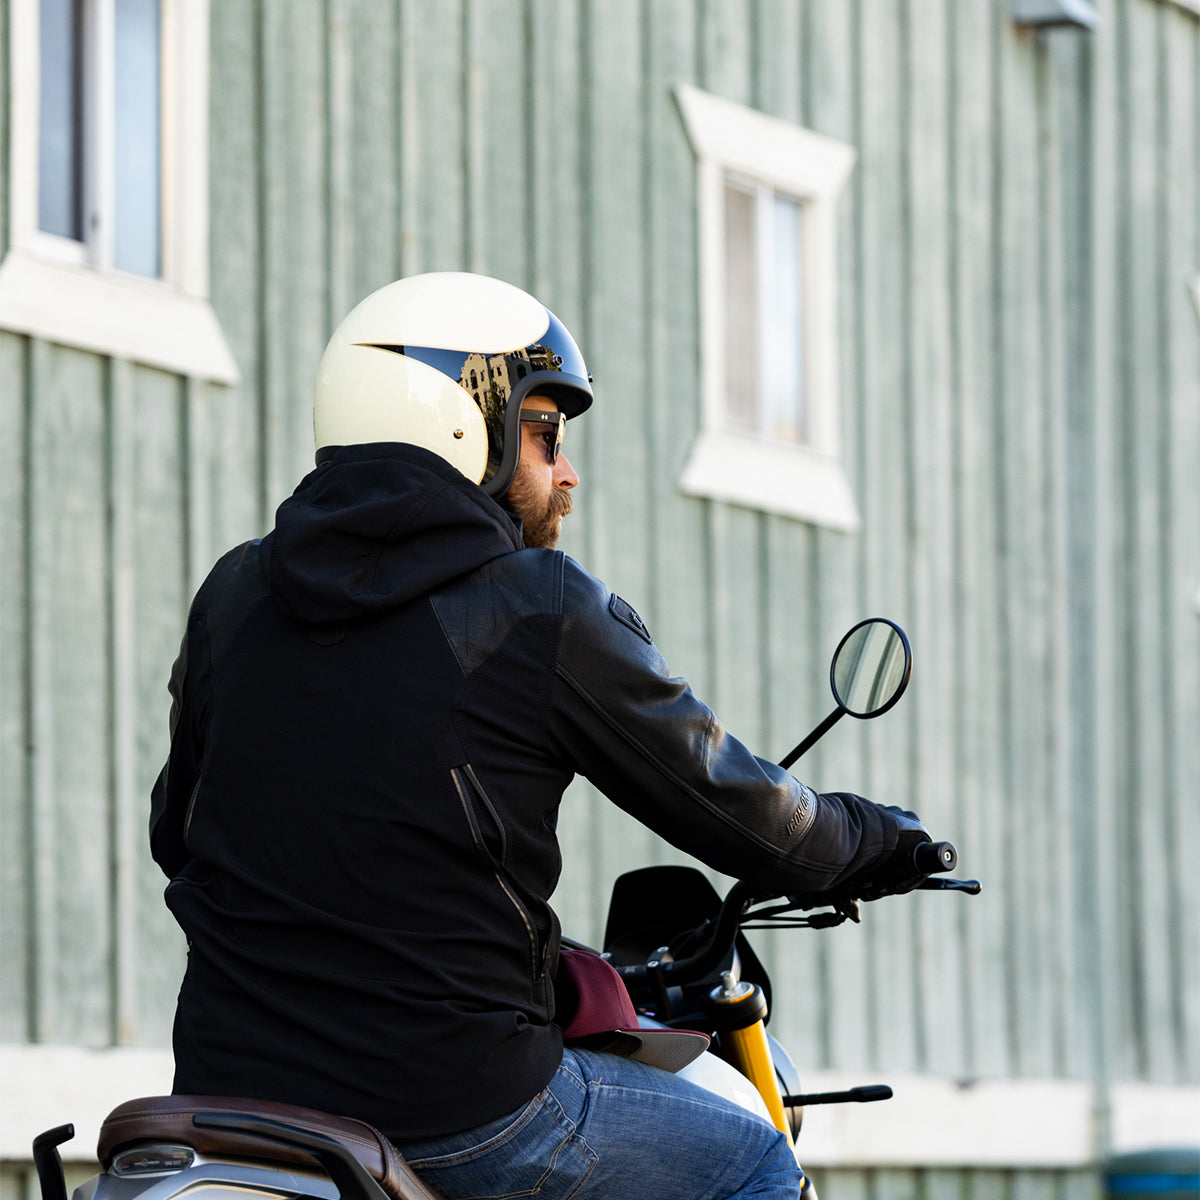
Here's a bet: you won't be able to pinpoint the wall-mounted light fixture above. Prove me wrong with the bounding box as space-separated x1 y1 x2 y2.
1011 0 1100 28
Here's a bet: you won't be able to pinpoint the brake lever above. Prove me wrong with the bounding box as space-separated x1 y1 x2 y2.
916 877 982 894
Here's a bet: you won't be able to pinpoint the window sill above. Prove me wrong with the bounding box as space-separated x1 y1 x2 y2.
0 248 239 382
679 429 861 532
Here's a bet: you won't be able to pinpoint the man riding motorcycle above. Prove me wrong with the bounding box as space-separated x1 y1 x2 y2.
150 272 930 1199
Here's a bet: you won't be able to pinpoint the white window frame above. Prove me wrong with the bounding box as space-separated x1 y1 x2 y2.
0 0 238 383
674 83 859 532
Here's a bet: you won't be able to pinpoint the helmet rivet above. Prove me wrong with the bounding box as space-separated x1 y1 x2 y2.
452 429 464 440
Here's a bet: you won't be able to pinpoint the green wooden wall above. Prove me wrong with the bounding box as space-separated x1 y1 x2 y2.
2 0 1198 1193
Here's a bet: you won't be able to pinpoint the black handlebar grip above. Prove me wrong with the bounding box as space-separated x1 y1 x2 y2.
912 840 957 875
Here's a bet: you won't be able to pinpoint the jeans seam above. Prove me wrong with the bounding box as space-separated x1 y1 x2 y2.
408 1092 596 1200
558 1148 596 1200
404 1094 544 1167
557 1063 586 1091
533 1109 595 1200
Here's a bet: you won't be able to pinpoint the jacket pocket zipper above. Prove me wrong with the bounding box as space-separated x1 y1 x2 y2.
451 766 539 981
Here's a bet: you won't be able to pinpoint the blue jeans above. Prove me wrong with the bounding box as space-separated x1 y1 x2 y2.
394 1046 803 1199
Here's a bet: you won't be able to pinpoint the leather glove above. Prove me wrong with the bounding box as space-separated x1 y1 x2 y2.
853 805 932 901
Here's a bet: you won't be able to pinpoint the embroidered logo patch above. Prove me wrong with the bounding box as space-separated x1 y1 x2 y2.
609 594 652 644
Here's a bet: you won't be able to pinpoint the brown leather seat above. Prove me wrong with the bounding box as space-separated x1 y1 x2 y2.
97 1096 445 1200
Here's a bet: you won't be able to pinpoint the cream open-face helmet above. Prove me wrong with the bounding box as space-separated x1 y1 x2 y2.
313 272 593 497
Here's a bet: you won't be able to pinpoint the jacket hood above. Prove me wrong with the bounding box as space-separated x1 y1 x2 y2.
261 443 523 623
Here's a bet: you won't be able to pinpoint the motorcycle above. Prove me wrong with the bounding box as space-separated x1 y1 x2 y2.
32 618 979 1200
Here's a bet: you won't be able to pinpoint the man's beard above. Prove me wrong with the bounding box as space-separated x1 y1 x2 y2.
509 479 573 549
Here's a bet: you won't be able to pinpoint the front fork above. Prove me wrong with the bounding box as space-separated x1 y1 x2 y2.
707 975 817 1200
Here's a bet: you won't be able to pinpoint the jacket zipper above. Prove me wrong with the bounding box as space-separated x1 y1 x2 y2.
450 766 539 982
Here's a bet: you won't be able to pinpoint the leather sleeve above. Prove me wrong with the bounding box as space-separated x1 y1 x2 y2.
549 559 901 893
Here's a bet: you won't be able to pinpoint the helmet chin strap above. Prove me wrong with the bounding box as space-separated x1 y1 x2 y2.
494 440 525 511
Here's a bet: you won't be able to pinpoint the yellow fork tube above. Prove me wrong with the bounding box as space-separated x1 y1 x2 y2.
721 1018 795 1148
707 974 795 1150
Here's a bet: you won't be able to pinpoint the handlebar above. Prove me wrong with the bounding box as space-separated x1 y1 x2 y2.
614 840 976 991
911 841 981 894
614 879 761 989
912 840 957 874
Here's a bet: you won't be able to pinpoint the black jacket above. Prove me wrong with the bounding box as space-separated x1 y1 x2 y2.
150 442 904 1141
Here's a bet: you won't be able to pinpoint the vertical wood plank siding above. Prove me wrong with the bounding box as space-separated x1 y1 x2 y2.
1 0 1197 1187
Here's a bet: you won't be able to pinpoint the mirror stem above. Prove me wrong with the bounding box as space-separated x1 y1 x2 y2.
779 708 845 770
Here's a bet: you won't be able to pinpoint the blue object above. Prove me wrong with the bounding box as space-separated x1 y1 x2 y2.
1105 1150 1200 1200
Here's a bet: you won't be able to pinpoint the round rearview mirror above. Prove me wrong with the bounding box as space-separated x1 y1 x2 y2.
830 618 912 718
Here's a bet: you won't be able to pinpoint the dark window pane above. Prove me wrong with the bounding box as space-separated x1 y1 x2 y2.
39 0 84 241
113 0 161 276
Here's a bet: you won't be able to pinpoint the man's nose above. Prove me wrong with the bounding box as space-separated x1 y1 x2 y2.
554 453 579 489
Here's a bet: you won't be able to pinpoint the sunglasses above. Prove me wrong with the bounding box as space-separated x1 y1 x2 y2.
519 409 566 463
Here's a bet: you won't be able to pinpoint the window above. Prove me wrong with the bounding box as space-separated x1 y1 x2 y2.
0 0 237 382
37 0 85 248
723 176 808 444
37 0 161 275
675 83 859 531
